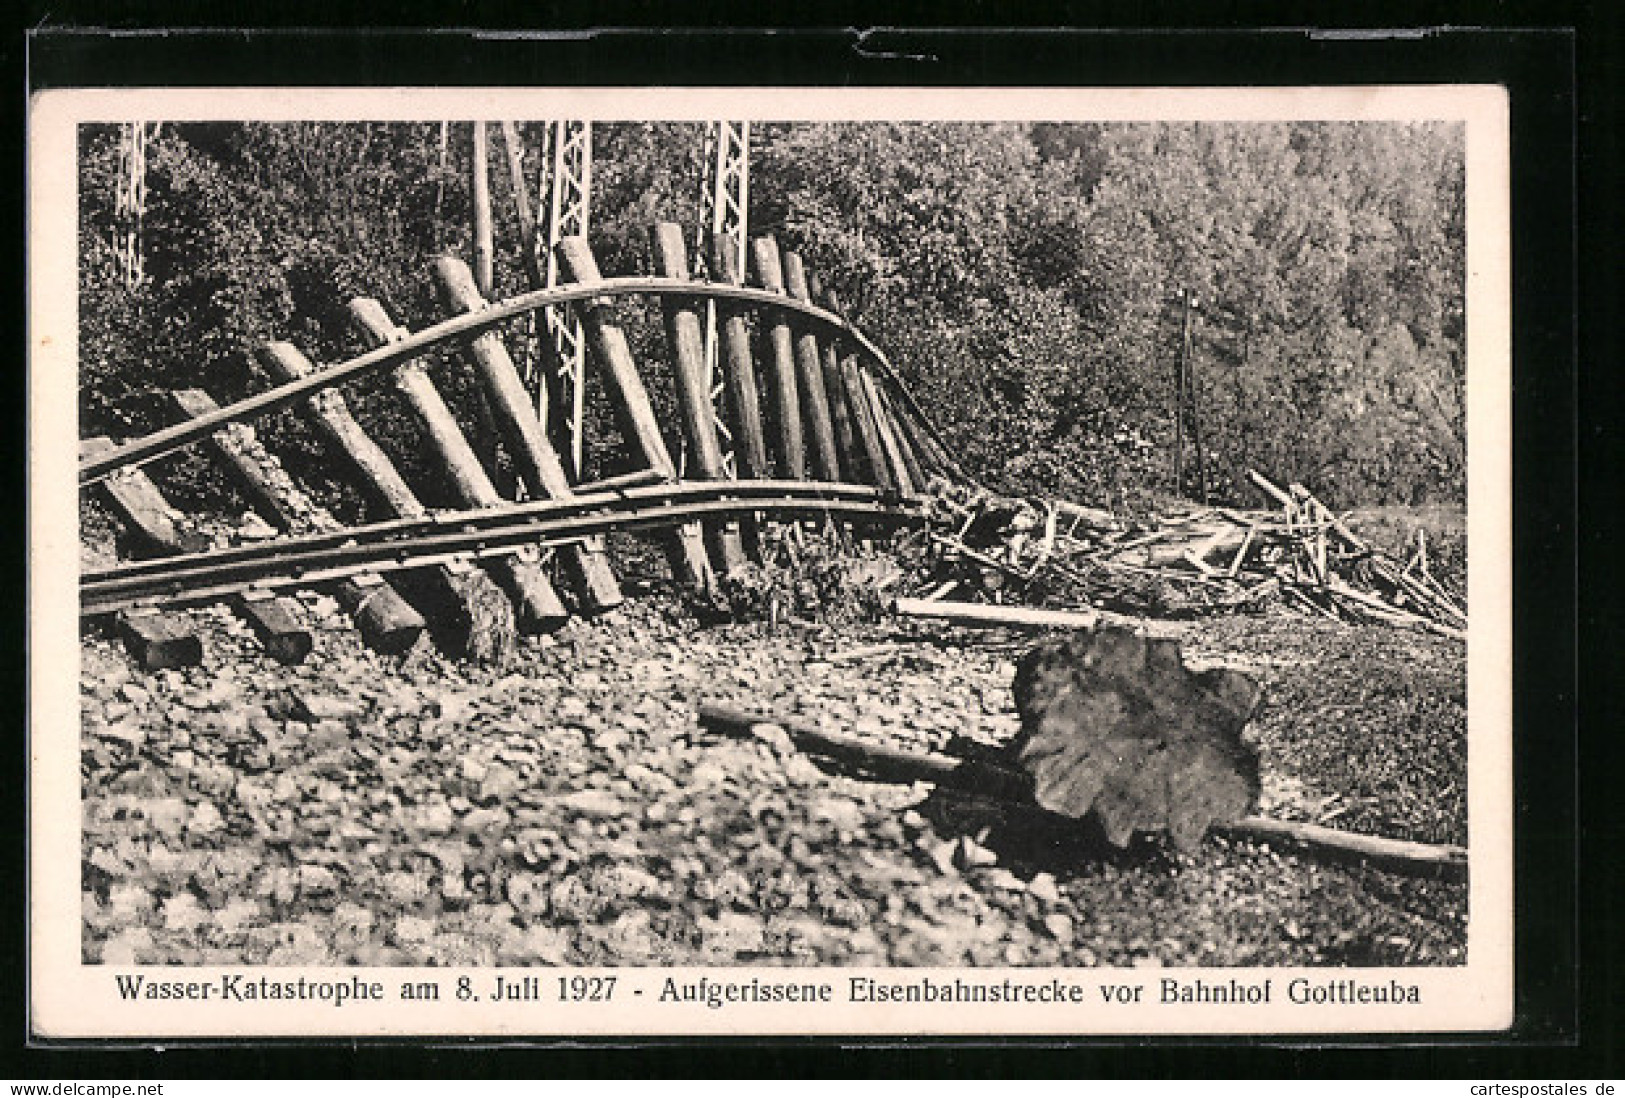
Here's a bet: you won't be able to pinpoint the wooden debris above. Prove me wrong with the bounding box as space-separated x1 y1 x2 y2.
910 472 1465 638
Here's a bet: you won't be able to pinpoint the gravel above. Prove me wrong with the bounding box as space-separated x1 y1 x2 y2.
80 586 1467 969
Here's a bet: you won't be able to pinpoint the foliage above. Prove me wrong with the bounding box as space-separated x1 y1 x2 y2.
79 119 1465 513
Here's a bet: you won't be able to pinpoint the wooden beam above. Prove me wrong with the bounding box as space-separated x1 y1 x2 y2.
554 236 714 590
860 367 916 494
431 258 626 611
805 272 862 483
839 352 895 491
650 224 748 576
708 232 770 480
346 300 570 633
470 121 494 297
496 121 543 288
116 607 202 671
748 236 806 479
255 338 520 659
80 437 207 557
873 382 928 490
780 250 843 481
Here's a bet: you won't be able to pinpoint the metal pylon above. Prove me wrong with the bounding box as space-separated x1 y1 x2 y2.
695 121 750 478
115 122 159 290
538 120 593 479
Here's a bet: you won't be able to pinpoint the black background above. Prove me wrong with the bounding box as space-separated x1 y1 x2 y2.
7 5 1610 1081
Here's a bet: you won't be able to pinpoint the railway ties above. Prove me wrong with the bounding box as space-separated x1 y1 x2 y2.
80 222 951 668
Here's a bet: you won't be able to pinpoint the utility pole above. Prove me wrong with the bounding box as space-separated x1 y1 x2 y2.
1185 291 1208 504
1172 288 1189 497
470 122 495 297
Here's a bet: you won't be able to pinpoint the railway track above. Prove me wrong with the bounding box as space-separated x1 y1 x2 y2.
82 481 926 616
81 226 956 664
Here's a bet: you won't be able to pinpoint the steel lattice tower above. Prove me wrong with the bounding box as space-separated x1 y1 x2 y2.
694 121 750 477
114 122 159 290
537 120 594 478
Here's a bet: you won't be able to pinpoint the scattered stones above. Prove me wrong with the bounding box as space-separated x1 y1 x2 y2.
79 587 1467 968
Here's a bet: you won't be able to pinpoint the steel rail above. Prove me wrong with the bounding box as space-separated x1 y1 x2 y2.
85 480 902 584
81 482 926 616
79 277 964 486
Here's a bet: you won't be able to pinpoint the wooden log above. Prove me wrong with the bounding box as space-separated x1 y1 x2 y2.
80 437 207 557
839 352 896 491
168 389 304 529
697 704 1467 879
255 338 516 658
346 300 570 633
234 589 313 665
860 367 917 494
84 433 315 664
872 383 928 490
649 225 748 575
253 343 424 520
497 121 544 288
554 236 714 590
708 232 771 480
780 250 843 481
432 258 627 610
116 608 202 671
805 274 863 483
166 388 428 654
894 596 1099 632
470 120 494 297
747 236 806 479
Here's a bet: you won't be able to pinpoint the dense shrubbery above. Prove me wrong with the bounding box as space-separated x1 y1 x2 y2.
79 119 1464 513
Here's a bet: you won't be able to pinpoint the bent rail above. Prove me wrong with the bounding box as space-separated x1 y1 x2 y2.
79 277 963 487
81 480 927 616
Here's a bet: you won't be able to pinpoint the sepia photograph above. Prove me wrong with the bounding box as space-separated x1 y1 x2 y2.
29 84 1512 1038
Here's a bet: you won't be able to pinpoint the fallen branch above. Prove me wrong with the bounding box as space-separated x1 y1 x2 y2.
697 703 1467 879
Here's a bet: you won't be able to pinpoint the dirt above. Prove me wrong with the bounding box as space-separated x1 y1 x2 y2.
79 564 1468 970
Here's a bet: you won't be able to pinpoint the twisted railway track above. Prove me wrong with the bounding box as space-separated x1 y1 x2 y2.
82 481 926 617
82 224 956 665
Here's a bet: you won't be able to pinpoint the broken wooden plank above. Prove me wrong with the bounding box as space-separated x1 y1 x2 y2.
116 607 202 671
